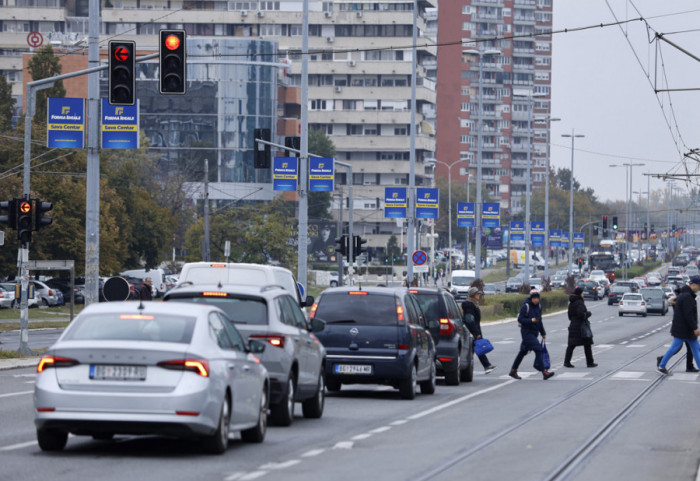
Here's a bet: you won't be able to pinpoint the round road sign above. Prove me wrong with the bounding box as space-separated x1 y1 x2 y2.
412 250 427 266
27 32 43 48
103 276 130 302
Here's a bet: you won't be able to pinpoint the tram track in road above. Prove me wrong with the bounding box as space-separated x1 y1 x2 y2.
411 338 676 481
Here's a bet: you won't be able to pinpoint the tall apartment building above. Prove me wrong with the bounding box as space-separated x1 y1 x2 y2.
1 0 438 253
436 0 553 216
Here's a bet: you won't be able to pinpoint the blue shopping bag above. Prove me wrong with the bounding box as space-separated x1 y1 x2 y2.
474 338 494 356
533 340 551 371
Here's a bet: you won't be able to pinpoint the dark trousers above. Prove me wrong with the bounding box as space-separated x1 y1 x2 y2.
477 353 492 369
564 344 594 365
511 349 545 372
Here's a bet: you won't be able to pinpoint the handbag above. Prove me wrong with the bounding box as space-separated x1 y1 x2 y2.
581 320 593 340
533 340 551 371
474 338 494 356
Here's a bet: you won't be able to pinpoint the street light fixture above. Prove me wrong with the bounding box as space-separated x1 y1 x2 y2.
562 130 585 277
609 162 645 279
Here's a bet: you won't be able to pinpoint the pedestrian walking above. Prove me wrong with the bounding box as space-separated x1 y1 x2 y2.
656 287 698 372
509 291 555 380
461 286 497 374
139 277 153 301
657 278 700 375
563 287 597 368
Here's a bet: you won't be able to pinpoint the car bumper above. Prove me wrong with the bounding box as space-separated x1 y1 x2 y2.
619 307 646 315
324 353 413 386
435 338 460 373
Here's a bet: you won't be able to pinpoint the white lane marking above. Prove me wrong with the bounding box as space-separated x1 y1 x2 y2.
670 373 699 382
625 344 646 348
260 460 300 470
333 441 354 450
390 420 407 426
555 372 589 379
0 390 33 399
0 440 38 451
12 374 36 378
369 426 391 434
224 473 245 481
407 380 515 421
240 472 268 481
24 381 35 384
613 371 645 379
493 341 515 345
301 449 325 458
620 341 629 345
596 344 615 348
351 433 372 440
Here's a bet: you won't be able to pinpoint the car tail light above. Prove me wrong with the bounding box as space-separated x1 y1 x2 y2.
619 301 623 305
202 292 227 297
250 334 285 348
398 344 409 350
396 304 405 322
439 318 454 336
348 291 368 295
409 290 418 294
48 289 54 296
309 302 318 319
157 359 209 377
209 264 226 267
37 355 80 373
641 301 646 306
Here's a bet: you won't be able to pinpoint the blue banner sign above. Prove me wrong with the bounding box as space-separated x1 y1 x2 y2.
47 98 85 149
510 221 525 241
573 232 585 248
457 202 475 227
309 157 334 192
416 188 439 219
273 157 298 191
482 203 500 227
530 221 545 247
549 230 561 247
561 232 570 248
384 187 407 218
101 99 139 149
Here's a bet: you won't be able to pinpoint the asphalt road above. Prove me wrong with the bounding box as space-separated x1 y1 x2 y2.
1 299 698 481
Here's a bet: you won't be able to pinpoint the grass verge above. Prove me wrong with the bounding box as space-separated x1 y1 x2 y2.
0 321 70 332
480 290 570 322
0 305 83 320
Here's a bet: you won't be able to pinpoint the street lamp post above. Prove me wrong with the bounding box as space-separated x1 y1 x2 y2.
562 130 585 277
535 116 560 281
431 159 468 279
610 162 645 279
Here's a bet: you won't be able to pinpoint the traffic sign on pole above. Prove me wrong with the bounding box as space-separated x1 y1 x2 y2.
412 250 427 266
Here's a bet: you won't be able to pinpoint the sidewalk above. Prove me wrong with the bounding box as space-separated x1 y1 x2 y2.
0 357 39 370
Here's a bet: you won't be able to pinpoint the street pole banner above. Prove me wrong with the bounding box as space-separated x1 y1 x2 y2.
47 97 85 149
273 157 298 191
549 229 561 247
482 203 500 227
561 231 570 248
309 157 334 192
530 221 545 247
457 202 475 227
573 232 585 248
510 220 525 241
101 99 139 149
416 188 439 219
384 187 407 218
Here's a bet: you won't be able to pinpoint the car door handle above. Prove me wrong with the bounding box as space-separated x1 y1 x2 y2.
243 365 251 372
227 364 235 370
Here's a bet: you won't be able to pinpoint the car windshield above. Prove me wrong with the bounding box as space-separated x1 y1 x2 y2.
167 295 268 325
452 276 475 287
63 313 197 343
315 292 398 326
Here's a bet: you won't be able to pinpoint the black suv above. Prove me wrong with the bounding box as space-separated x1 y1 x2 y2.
575 280 601 301
311 287 437 400
409 288 474 385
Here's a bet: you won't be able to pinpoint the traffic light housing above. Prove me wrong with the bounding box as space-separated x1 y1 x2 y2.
34 199 53 231
612 216 618 230
16 198 32 243
0 200 16 230
672 224 676 234
159 30 187 94
335 235 348 259
285 136 301 158
109 40 136 105
353 235 367 262
577 257 583 268
254 128 271 169
602 216 607 230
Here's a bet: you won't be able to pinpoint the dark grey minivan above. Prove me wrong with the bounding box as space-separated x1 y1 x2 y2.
639 287 668 315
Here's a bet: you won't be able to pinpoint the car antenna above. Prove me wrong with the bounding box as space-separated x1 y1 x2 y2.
138 298 145 311
218 281 223 289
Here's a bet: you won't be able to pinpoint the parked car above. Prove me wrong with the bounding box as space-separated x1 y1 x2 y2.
575 280 601 301
619 293 647 317
506 277 524 293
482 283 499 295
163 284 326 425
608 285 631 305
34 301 270 453
2 281 48 307
311 286 437 399
639 288 668 316
528 278 543 292
44 278 86 305
0 284 14 308
409 288 474 385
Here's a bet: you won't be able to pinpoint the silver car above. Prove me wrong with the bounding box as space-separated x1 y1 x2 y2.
618 293 647 317
0 284 14 308
163 284 327 426
34 301 269 453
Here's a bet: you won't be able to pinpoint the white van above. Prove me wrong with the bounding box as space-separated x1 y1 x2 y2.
449 269 477 301
120 268 166 297
176 262 312 307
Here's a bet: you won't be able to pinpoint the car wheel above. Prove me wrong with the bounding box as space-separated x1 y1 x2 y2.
398 364 417 400
619 312 623 317
420 361 436 395
42 298 49 307
241 385 267 443
330 281 338 287
270 375 296 426
37 429 68 452
203 396 230 454
445 352 461 386
460 349 474 383
608 301 612 306
302 369 325 419
642 313 647 317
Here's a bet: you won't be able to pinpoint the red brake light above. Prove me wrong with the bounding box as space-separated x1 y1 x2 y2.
439 318 454 336
202 292 228 297
48 289 54 296
250 334 285 348
348 291 368 295
396 305 405 322
120 314 154 320
641 301 646 306
209 264 226 267
309 302 318 319
157 359 209 377
37 355 79 373
409 290 419 294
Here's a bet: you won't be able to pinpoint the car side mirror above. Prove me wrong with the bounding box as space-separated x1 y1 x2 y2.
248 339 266 354
309 318 326 333
303 295 314 308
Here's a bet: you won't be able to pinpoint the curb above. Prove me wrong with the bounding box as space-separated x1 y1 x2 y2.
0 357 40 371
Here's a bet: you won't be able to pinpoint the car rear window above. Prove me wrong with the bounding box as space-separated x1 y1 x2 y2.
184 267 269 285
412 293 443 321
640 289 663 300
452 275 475 287
63 313 197 343
315 292 398 326
166 294 267 325
623 294 642 301
611 286 631 293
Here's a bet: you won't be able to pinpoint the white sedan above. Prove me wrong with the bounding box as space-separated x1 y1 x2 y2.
618 293 647 317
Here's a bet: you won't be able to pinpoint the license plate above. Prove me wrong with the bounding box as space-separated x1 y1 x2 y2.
334 364 372 375
90 364 146 381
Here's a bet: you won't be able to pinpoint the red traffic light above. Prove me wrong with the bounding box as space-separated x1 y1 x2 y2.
19 201 31 214
164 34 181 51
113 46 130 62
603 216 607 220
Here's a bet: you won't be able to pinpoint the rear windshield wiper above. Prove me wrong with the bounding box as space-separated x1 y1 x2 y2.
327 319 357 324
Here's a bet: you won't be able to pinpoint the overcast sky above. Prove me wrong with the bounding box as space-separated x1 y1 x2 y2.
550 0 700 203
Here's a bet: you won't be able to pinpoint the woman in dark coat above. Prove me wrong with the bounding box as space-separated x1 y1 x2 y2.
509 291 554 380
564 287 597 368
462 286 496 374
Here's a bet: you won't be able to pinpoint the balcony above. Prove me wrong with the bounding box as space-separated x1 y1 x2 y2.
310 109 418 125
332 134 435 152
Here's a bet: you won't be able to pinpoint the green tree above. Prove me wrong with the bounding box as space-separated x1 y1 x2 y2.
387 235 401 262
0 75 16 132
308 128 336 219
26 45 66 123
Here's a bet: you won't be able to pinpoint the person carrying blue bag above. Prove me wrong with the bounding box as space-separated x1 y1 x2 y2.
462 286 497 374
509 291 555 380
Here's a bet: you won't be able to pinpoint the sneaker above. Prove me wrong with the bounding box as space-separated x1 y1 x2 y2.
543 371 555 380
484 365 497 374
686 367 699 373
563 363 575 368
657 367 672 375
587 363 598 368
509 369 521 380
656 356 662 368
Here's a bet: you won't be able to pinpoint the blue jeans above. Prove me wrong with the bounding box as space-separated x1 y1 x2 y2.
659 337 700 369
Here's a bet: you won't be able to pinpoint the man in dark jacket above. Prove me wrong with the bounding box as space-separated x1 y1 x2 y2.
462 286 496 374
564 287 597 368
657 277 700 375
139 277 153 301
509 291 554 380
